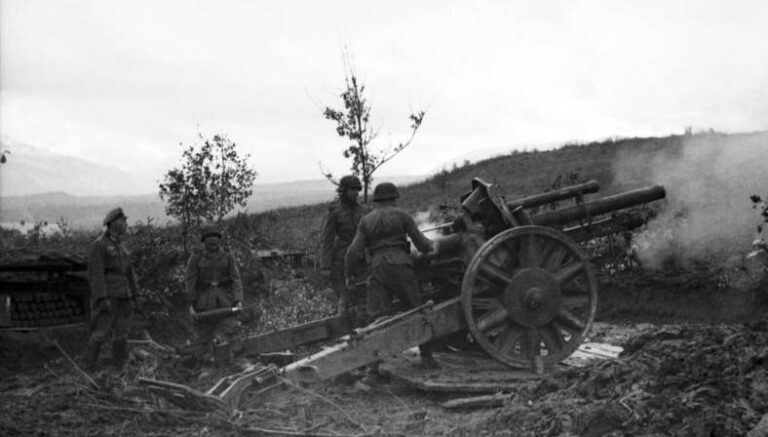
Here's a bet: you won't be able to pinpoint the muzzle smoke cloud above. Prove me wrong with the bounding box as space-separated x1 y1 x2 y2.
614 132 768 269
414 208 447 240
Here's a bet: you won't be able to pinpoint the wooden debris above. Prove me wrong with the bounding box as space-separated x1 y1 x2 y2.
127 338 177 355
213 364 280 409
138 377 231 414
380 351 542 394
51 339 100 391
563 342 624 367
441 393 515 410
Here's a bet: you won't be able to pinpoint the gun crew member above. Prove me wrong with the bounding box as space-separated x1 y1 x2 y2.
185 224 244 364
345 182 440 375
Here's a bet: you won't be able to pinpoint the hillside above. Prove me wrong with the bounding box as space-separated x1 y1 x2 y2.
248 131 768 271
3 130 767 269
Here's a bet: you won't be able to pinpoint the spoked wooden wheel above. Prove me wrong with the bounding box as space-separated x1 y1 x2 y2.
460 226 598 369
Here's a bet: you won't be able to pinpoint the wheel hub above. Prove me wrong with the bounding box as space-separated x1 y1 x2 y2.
503 267 561 328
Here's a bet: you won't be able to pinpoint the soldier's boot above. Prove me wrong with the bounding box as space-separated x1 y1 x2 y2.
230 338 243 356
361 360 389 385
213 340 232 367
112 338 128 370
82 340 102 370
418 346 441 369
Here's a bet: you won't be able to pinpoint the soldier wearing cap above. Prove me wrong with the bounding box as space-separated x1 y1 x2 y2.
345 182 440 373
320 175 368 316
83 207 138 369
185 224 243 364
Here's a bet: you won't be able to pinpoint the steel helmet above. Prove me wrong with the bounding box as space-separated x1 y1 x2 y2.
339 175 363 190
373 182 400 202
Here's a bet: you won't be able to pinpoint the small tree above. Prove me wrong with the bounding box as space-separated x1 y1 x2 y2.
159 133 257 253
323 58 425 202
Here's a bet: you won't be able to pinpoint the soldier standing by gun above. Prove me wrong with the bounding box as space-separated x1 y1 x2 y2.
320 175 367 316
345 182 440 376
83 207 138 370
185 224 244 365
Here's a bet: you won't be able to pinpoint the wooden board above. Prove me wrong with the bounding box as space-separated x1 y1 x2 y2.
562 342 623 367
379 349 542 393
381 342 622 393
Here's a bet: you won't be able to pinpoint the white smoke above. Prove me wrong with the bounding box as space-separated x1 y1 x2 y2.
414 208 449 240
614 132 768 269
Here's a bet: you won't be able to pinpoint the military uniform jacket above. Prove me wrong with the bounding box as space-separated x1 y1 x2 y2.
345 204 434 275
320 200 367 270
185 249 244 310
88 232 139 302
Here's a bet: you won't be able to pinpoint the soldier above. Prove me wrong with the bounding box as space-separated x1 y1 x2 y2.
345 182 440 374
320 175 367 315
185 224 244 365
83 207 138 370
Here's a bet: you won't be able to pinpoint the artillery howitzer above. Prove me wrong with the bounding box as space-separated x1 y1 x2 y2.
143 178 666 410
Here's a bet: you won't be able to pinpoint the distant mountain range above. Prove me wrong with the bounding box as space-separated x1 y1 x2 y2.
0 140 153 197
0 136 424 228
0 176 423 229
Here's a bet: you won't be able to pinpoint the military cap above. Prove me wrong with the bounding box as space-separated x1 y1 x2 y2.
200 224 223 241
103 207 127 226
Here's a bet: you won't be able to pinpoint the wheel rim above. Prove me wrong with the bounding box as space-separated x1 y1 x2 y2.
460 226 598 368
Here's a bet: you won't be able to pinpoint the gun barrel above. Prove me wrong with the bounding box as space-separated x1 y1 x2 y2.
508 180 600 210
563 212 647 242
532 185 666 227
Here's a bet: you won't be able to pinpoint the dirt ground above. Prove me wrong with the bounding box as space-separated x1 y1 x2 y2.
3 273 768 437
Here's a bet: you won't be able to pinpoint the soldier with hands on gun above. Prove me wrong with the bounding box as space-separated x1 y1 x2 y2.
185 224 244 365
320 175 367 316
345 182 440 374
83 207 138 370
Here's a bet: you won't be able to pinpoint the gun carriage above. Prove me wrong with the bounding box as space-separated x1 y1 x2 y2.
143 178 666 409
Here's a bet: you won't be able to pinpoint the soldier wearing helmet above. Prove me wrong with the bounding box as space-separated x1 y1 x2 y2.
185 224 244 364
345 182 439 373
83 207 139 369
320 175 368 316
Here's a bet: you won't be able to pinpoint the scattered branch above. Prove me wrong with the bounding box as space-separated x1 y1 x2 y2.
318 161 339 186
280 377 369 434
51 340 100 391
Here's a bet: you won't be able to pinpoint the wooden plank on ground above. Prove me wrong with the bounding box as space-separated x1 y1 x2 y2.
442 393 515 410
380 350 542 394
563 342 623 367
383 342 623 392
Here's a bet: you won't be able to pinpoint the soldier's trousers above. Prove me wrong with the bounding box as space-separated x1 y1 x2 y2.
366 263 434 357
366 263 421 320
194 316 240 363
84 297 134 366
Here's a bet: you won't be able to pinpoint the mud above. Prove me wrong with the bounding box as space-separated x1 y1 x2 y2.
2 271 768 436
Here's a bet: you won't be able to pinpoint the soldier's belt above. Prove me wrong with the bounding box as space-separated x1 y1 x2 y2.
368 244 409 255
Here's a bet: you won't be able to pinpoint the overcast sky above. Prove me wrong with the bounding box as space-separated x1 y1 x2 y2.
2 0 767 194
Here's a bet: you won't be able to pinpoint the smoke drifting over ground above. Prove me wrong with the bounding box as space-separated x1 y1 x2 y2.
614 132 768 269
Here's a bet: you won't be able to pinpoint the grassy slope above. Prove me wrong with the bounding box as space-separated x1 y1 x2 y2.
258 134 689 261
